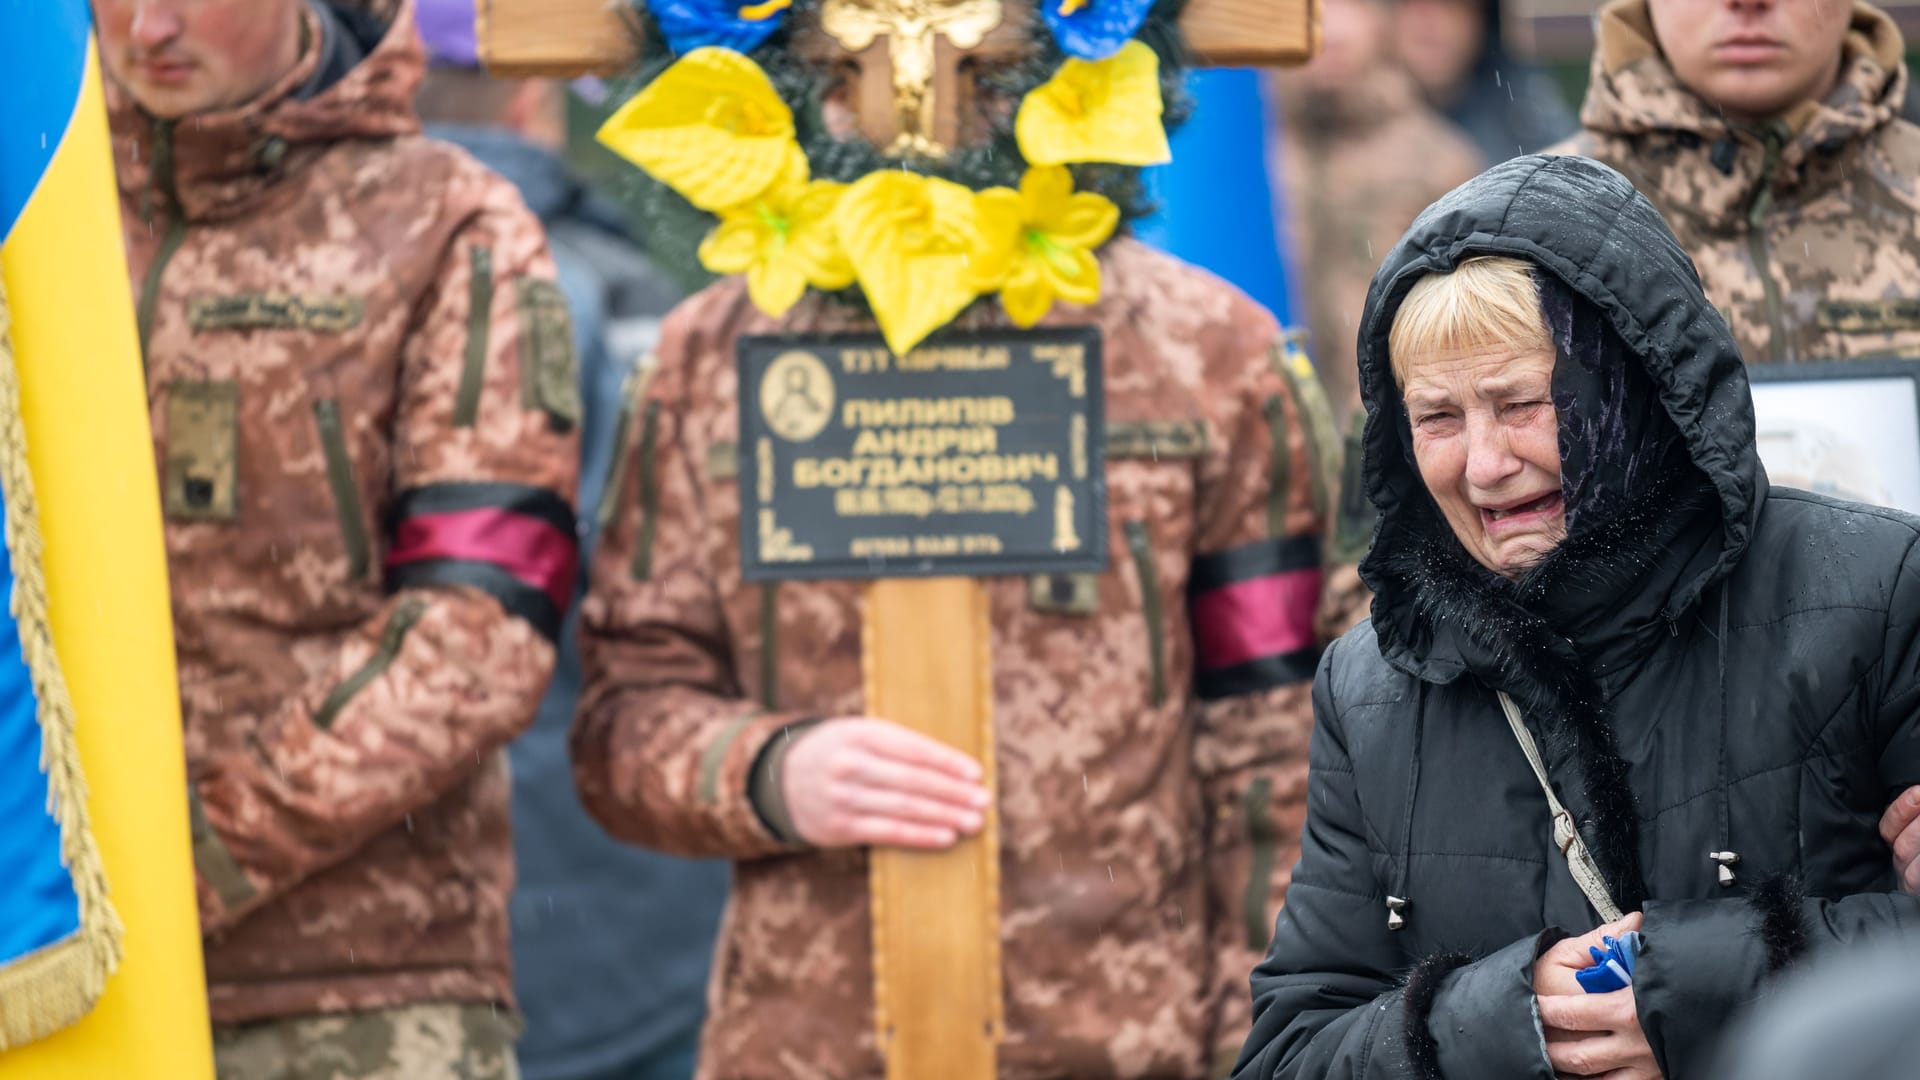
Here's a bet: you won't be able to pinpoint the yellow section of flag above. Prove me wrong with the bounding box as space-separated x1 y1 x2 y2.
0 43 214 1080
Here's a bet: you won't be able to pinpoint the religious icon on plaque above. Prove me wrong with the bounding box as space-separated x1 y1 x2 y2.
759 349 837 443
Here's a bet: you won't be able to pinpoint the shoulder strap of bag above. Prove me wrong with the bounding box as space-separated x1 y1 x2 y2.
1497 691 1624 922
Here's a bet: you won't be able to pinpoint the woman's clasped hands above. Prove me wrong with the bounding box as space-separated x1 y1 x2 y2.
1532 912 1663 1080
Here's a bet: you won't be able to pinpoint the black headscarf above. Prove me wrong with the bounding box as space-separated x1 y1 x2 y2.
1537 272 1695 537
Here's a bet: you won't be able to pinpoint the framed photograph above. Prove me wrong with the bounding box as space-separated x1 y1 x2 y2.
1746 360 1920 514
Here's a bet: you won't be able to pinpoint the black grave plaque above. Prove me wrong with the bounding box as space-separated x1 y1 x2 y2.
738 327 1107 581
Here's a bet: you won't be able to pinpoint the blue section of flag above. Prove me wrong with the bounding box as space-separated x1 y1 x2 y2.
1135 69 1299 327
0 473 83 966
1 0 93 245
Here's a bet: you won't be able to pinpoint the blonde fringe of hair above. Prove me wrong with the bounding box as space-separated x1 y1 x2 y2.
1387 256 1552 386
0 275 124 1051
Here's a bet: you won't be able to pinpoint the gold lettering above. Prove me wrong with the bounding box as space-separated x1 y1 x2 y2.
822 459 857 487
913 535 961 556
897 346 1013 372
1034 344 1088 398
760 509 815 563
850 536 912 558
841 397 1017 428
797 453 1060 492
841 348 892 373
1053 486 1080 552
850 427 999 457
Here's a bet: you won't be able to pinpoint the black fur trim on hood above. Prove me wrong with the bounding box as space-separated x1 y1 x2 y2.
1402 951 1475 1080
1749 873 1810 973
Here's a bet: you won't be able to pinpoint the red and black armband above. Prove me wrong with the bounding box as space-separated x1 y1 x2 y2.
385 482 578 642
1190 536 1323 700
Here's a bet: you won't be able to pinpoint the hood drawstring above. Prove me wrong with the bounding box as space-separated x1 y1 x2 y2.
1710 586 1741 888
1387 682 1427 931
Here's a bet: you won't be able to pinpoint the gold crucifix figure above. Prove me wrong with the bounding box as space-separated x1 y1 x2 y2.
819 0 1005 155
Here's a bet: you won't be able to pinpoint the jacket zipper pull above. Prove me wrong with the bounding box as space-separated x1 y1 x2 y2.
1385 895 1409 931
1710 850 1740 887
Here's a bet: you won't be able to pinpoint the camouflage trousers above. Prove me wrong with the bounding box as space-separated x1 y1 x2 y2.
213 1002 521 1080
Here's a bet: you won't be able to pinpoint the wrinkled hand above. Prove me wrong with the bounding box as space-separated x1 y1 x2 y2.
1538 990 1662 1080
1877 785 1920 895
1533 913 1657 1079
1532 913 1644 997
782 718 990 850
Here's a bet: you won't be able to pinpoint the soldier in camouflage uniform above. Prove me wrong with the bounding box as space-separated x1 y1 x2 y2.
573 237 1339 1080
1270 0 1486 428
1553 0 1920 364
95 0 578 1075
1270 0 1480 641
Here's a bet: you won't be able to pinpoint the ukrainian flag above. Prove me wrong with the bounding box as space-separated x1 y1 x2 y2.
1 1 212 1073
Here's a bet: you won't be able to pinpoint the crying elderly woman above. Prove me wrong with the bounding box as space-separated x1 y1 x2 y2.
1233 155 1920 1080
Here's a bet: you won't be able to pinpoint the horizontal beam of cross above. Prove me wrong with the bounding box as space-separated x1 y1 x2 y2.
476 0 1319 78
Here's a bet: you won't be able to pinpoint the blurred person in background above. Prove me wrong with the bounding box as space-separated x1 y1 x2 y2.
1270 0 1484 427
1552 0 1920 365
95 0 577 1075
414 6 717 1080
1393 0 1579 161
1711 942 1920 1079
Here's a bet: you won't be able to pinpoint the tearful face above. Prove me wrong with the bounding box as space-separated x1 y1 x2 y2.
1402 345 1567 579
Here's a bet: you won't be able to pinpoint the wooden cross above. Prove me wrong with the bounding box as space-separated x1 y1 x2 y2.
478 0 1315 148
478 1 1320 88
477 4 1318 1078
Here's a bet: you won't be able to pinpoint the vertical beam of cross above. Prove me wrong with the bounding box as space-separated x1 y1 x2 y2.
864 577 1002 1080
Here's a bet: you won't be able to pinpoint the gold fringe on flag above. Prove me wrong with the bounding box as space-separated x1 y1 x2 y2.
0 276 124 1050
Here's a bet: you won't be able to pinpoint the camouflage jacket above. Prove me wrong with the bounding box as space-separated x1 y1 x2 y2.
1554 0 1920 364
110 0 577 1024
574 239 1336 1079
1271 66 1485 426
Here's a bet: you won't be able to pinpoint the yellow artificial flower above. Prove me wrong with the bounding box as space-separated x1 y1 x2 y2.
595 47 798 212
834 172 983 357
699 158 855 318
970 166 1119 327
1015 39 1172 167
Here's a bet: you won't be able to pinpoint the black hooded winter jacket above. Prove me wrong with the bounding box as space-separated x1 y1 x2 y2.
1234 155 1920 1080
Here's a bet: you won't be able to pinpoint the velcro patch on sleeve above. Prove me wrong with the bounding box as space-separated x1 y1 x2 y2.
707 440 740 480
385 482 578 641
516 276 581 431
163 380 239 521
1189 535 1323 699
